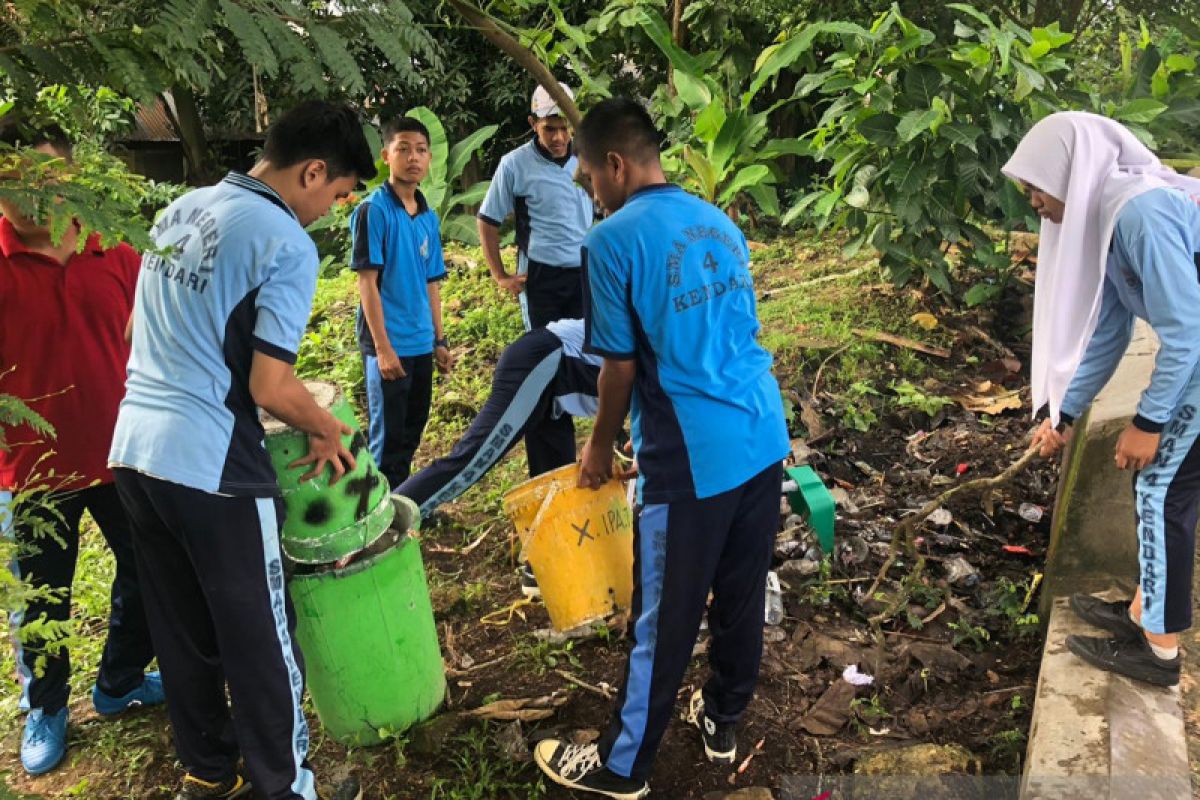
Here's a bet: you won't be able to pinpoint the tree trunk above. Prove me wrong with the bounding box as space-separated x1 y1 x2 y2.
444 0 581 128
672 0 688 51
163 86 214 185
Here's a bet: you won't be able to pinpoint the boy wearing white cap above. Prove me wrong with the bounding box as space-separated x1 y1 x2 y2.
477 82 595 331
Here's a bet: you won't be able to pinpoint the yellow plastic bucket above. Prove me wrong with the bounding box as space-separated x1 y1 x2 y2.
502 464 634 631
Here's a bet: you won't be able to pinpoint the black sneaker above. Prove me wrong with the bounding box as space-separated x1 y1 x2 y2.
519 561 541 599
322 777 363 800
683 689 737 764
533 739 649 799
1066 634 1181 687
1070 594 1142 640
174 773 252 799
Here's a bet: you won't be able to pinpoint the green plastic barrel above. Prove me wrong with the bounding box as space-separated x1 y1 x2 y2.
261 382 393 563
289 495 446 745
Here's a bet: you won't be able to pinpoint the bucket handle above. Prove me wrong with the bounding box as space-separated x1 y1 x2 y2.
527 481 562 538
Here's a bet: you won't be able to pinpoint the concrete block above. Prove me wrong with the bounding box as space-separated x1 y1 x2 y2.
1022 595 1190 799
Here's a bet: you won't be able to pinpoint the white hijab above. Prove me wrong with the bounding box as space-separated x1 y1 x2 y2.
1001 111 1200 425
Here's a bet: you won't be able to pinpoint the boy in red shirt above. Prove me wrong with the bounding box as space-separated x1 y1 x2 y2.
0 121 161 776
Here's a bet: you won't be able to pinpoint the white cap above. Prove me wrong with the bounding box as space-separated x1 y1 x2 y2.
531 82 574 119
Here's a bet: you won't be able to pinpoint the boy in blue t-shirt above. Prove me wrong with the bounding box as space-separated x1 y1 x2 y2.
532 99 789 800
350 117 453 488
109 101 372 800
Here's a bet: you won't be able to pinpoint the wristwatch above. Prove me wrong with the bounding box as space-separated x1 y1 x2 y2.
434 337 450 349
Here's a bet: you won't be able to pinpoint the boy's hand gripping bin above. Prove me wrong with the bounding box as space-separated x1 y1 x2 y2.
263 382 445 746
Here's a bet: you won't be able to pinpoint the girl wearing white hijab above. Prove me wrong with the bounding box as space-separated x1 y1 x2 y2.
1003 111 1200 687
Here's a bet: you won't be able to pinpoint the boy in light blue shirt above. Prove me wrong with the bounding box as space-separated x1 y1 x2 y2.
110 101 372 800
350 116 453 488
533 98 788 800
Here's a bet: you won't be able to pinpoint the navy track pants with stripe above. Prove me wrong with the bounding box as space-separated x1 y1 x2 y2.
599 462 782 781
395 328 576 517
114 469 317 800
364 352 434 489
2 484 154 714
1134 371 1200 634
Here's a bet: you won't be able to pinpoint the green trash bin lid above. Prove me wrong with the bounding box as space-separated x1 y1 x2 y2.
262 381 394 564
785 465 835 554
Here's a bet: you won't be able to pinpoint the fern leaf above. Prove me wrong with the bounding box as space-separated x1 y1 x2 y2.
219 0 280 78
307 24 364 95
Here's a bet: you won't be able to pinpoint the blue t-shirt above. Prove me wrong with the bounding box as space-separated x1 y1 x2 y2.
582 184 789 503
109 173 319 496
477 139 593 270
1061 187 1200 429
350 184 446 357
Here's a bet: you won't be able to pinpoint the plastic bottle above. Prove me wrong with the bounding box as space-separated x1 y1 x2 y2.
764 570 784 626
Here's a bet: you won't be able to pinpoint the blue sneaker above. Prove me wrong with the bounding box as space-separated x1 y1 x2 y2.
21 707 68 775
92 671 166 716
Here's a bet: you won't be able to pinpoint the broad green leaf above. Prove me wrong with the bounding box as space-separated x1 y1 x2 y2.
844 184 870 209
993 29 1015 75
896 108 940 143
886 157 931 198
1165 54 1196 73
903 64 943 107
638 9 710 77
683 146 719 201
857 113 899 146
782 190 825 226
440 214 480 245
759 138 811 159
718 165 772 207
926 185 957 223
694 103 727 144
674 70 711 110
447 125 499 185
1030 24 1073 52
965 282 1001 307
746 183 780 217
947 3 995 30
1012 61 1044 101
1114 98 1167 124
445 181 490 209
406 106 449 211
939 122 982 152
923 261 953 294
1161 98 1200 127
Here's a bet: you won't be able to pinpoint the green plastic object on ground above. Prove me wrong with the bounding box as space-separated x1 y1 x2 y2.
785 465 836 553
262 381 393 564
289 494 445 746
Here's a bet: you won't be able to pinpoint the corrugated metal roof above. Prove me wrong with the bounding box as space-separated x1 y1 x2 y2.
121 95 263 143
123 99 176 142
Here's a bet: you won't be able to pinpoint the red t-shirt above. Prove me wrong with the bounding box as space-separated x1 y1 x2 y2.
0 217 140 491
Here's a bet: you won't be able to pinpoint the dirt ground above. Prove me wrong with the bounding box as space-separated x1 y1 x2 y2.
0 245 1060 799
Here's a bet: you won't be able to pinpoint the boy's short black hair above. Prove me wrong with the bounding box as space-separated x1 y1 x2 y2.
261 100 376 182
382 117 431 147
576 98 662 165
0 119 72 156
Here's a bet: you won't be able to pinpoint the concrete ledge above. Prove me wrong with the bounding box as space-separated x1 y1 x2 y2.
1022 596 1190 799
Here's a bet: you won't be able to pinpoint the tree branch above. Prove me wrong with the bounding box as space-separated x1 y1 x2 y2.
443 0 581 128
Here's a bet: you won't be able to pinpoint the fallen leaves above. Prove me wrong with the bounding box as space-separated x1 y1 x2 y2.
952 381 1023 414
467 693 569 722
